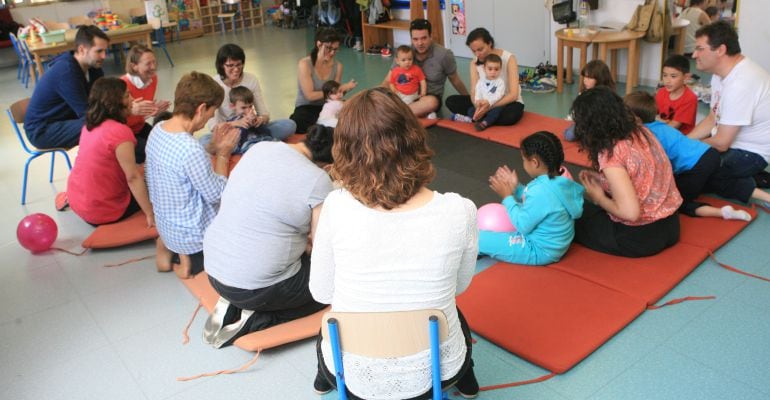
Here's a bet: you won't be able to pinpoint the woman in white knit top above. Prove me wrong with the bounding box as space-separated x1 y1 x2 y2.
309 88 480 399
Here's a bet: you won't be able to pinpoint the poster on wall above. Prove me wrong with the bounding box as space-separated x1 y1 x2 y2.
144 0 170 29
450 0 466 36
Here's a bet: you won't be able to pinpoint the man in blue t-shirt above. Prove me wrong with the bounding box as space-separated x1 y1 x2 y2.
24 25 109 149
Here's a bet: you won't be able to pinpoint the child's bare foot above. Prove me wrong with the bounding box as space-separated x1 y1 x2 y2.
155 238 173 272
174 254 192 279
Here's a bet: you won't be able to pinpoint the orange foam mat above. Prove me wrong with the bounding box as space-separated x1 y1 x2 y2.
420 118 439 128
456 265 646 373
81 211 158 249
562 143 592 167
678 196 757 251
181 271 328 351
551 243 709 306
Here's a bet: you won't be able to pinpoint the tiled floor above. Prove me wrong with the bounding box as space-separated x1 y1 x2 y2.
1 26 768 400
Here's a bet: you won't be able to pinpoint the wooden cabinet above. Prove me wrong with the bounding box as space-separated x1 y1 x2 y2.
361 0 443 50
198 0 264 34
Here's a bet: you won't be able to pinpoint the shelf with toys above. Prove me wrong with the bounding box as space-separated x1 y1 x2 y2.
198 0 264 35
166 0 205 40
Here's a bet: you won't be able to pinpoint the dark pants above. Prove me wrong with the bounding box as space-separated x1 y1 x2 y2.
574 202 680 258
208 253 326 333
315 308 478 400
705 148 768 203
468 104 503 126
445 95 525 126
675 147 720 217
134 123 152 164
290 104 323 134
27 118 84 149
171 251 205 276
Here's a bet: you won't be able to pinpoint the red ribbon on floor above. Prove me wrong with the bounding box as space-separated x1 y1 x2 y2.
709 251 770 283
647 296 716 310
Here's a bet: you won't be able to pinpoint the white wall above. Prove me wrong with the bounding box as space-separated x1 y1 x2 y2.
737 0 770 72
548 0 664 86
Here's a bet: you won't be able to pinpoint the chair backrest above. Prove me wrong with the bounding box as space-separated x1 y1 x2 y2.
7 98 35 154
321 309 449 358
8 32 22 58
68 15 93 27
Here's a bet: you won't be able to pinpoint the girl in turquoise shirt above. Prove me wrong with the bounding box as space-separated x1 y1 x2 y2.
479 131 585 265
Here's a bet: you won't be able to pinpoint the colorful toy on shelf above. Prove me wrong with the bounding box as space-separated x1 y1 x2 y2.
92 10 123 31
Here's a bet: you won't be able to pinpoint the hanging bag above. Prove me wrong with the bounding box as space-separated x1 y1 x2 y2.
625 0 656 32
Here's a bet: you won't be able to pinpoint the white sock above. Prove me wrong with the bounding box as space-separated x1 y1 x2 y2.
721 205 752 221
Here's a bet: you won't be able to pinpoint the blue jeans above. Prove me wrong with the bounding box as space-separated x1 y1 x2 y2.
199 118 297 153
467 104 504 126
26 118 84 149
705 148 768 203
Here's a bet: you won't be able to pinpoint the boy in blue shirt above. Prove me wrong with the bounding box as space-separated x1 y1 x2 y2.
625 91 750 221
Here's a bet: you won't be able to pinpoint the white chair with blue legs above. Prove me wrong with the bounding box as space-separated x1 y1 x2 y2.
322 310 450 400
6 98 73 205
218 0 245 34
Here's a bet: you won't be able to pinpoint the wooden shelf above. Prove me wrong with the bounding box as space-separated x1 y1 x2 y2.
198 1 263 35
360 0 443 51
361 18 411 50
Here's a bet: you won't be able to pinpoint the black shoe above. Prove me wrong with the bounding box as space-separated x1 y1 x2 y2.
454 366 480 399
313 372 333 395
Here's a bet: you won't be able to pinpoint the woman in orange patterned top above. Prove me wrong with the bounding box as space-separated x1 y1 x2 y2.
571 87 683 257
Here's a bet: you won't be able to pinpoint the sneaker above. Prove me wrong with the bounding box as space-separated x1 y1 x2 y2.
528 81 555 94
381 46 392 57
353 40 363 52
55 191 69 211
451 113 472 123
474 121 488 131
366 45 383 55
426 112 438 120
313 372 333 395
454 367 480 399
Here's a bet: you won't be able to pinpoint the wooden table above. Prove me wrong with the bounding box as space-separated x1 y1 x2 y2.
27 24 153 77
556 28 646 95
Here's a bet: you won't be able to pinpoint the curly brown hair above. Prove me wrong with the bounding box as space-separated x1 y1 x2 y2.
331 88 435 210
85 77 128 130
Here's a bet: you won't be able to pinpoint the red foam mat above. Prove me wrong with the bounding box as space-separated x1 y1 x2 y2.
436 112 593 167
551 243 709 306
456 265 646 373
678 196 757 251
181 272 327 352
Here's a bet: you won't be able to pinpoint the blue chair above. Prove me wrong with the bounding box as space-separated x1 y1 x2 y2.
6 98 73 205
8 33 25 84
322 310 449 400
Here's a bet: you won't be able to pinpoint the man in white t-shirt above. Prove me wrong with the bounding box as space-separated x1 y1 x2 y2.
688 21 770 205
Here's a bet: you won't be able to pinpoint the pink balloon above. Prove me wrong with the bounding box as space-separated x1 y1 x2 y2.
16 213 58 253
477 203 516 232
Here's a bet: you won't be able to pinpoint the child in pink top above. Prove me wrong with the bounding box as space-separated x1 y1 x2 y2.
67 77 154 227
389 45 427 105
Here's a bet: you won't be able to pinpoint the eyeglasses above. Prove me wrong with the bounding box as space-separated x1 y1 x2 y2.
410 19 430 30
223 62 244 69
322 44 340 53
